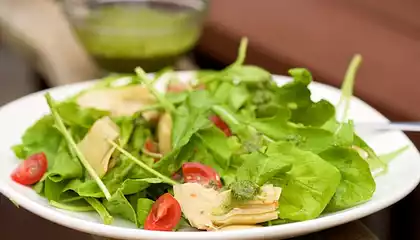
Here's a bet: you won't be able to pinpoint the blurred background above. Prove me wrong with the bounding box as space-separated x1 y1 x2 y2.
1 0 420 239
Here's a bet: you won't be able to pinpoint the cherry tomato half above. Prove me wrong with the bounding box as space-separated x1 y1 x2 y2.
182 162 222 188
144 138 159 153
144 138 160 162
209 115 232 136
11 153 48 185
144 193 182 231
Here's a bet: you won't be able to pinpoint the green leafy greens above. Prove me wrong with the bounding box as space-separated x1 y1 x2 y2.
9 37 402 231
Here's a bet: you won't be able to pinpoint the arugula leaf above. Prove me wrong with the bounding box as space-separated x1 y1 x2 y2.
49 199 95 212
44 178 67 201
222 65 272 83
249 107 291 140
128 155 155 179
289 127 335 154
290 100 335 127
110 141 178 185
63 155 161 198
274 79 311 109
319 147 375 211
199 38 271 85
322 118 354 147
47 148 83 182
33 181 44 195
379 145 409 164
104 190 137 224
228 84 250 111
221 167 237 186
195 126 232 171
118 178 164 195
266 142 341 221
136 198 154 226
56 101 109 128
153 139 196 176
288 68 313 85
127 191 147 211
45 93 111 200
237 151 292 185
353 135 387 176
171 91 213 149
213 82 233 104
211 104 273 147
12 115 63 160
128 124 152 152
154 91 214 176
250 111 335 154
85 197 114 225
113 116 136 148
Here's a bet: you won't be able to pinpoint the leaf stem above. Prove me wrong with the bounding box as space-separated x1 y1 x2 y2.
108 140 178 186
137 104 164 113
337 54 362 122
45 93 112 200
135 67 176 113
231 37 248 67
211 105 274 143
85 197 114 225
49 200 94 212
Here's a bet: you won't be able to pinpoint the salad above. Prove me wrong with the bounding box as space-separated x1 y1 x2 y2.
10 38 403 231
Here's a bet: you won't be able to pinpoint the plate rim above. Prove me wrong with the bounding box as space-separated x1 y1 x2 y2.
0 72 419 240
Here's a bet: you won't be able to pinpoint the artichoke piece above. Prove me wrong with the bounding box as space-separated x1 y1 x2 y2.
157 112 172 155
77 116 120 177
173 183 230 230
174 183 282 230
77 85 158 120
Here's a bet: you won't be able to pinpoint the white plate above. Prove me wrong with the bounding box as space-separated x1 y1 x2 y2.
0 73 419 240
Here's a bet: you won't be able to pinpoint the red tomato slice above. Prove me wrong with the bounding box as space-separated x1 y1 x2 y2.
182 162 222 188
11 153 48 185
144 138 160 162
144 193 181 231
144 138 159 153
209 115 232 136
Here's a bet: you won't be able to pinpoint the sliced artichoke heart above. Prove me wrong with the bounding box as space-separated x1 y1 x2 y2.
77 116 120 177
157 112 172 155
247 184 282 205
77 85 158 120
174 183 282 230
211 185 282 226
212 211 278 226
173 183 230 230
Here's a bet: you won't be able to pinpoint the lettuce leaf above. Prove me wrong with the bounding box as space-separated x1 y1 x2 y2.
266 142 341 221
236 151 292 185
319 147 375 211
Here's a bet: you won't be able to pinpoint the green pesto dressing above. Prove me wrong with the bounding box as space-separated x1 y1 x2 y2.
74 2 203 72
